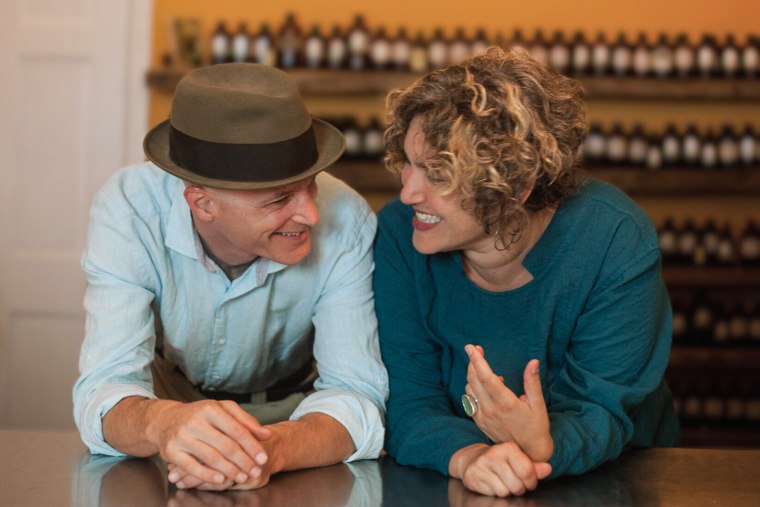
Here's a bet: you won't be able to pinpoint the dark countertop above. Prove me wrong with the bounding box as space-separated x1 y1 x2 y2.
1 429 758 506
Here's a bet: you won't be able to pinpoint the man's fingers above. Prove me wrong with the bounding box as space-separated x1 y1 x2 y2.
534 462 552 480
169 448 227 486
219 401 272 440
203 405 268 474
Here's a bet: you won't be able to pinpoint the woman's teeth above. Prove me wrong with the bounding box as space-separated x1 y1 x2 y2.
416 211 442 224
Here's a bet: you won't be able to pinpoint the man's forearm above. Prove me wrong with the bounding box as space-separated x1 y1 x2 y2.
102 396 177 456
263 412 355 474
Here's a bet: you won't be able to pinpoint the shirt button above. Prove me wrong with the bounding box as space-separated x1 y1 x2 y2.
218 339 226 345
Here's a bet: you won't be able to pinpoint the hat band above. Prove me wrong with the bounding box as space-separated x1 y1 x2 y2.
169 125 319 183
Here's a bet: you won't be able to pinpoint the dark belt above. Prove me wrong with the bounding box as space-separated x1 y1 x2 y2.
199 359 316 403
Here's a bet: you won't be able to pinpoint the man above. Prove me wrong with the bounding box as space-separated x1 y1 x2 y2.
73 63 388 490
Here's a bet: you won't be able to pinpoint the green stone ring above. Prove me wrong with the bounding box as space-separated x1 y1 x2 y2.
462 393 479 417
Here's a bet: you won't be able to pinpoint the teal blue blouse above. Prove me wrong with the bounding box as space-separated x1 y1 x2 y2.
374 178 679 478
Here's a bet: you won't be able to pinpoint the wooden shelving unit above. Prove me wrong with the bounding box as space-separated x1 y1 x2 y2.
146 67 760 100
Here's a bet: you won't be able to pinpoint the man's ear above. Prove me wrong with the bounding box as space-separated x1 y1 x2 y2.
183 185 215 222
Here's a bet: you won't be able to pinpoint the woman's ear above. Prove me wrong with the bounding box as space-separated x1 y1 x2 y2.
183 185 215 222
517 178 535 205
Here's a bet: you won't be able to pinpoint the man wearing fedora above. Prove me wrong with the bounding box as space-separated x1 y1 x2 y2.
73 63 388 490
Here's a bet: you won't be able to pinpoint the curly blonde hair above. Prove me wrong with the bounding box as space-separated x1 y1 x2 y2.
385 47 587 246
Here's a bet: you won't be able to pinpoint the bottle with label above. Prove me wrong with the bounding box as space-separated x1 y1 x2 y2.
700 128 718 169
606 123 628 166
528 29 549 68
696 34 718 78
652 33 674 78
211 21 232 65
671 294 690 344
409 32 429 73
699 218 721 266
728 298 749 344
341 117 363 160
591 32 611 76
362 117 385 160
690 292 715 344
741 35 760 78
508 28 526 52
746 298 760 344
471 28 489 57
252 22 276 66
738 219 760 266
327 25 347 70
391 27 411 71
645 133 663 171
718 124 739 168
627 122 649 167
548 30 570 75
570 31 591 76
347 14 370 71
370 27 392 70
721 34 741 78
673 33 695 78
428 28 448 69
449 27 471 65
677 218 699 266
278 12 302 69
658 217 679 265
632 32 652 78
712 299 732 345
739 124 757 168
661 123 681 167
716 222 737 266
611 32 632 77
231 22 249 63
304 24 325 69
583 122 607 167
682 123 702 168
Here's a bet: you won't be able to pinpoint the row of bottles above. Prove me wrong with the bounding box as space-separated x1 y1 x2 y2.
584 123 759 170
672 292 760 346
671 377 760 427
202 14 760 78
324 116 386 161
658 218 760 267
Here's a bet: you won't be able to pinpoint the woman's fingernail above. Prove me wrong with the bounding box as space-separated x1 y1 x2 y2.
236 472 248 483
168 471 179 482
176 481 186 489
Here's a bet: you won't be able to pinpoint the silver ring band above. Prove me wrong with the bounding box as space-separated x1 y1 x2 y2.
462 393 479 417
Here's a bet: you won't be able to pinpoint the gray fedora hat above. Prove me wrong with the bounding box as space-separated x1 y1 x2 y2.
143 63 345 190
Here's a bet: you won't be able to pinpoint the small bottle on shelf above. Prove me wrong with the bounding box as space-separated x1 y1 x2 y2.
712 299 731 345
739 124 757 168
449 27 471 65
627 122 649 167
347 14 370 71
652 33 674 78
548 30 571 75
690 292 715 344
528 29 549 68
304 24 325 69
696 34 718 78
583 122 607 167
591 32 611 76
362 117 385 160
632 32 652 78
728 299 750 344
738 219 760 266
427 28 449 70
231 22 249 63
700 218 721 267
211 21 232 65
741 35 760 78
611 32 633 77
508 28 526 52
471 28 489 57
720 34 741 78
278 12 302 69
391 27 411 71
661 123 681 167
658 217 679 265
716 222 737 266
673 33 695 78
682 123 702 168
570 31 591 76
605 122 628 166
326 25 347 70
746 299 760 344
645 133 664 171
409 32 429 73
699 128 719 169
340 117 363 160
252 22 276 66
671 294 690 344
677 218 699 266
369 27 392 70
718 124 739 168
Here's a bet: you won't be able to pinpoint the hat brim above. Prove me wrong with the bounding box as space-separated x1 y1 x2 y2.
143 117 346 190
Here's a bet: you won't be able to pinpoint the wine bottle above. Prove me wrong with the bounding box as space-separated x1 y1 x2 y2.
700 128 718 169
678 218 699 266
741 35 760 78
716 222 737 266
391 27 411 71
327 25 347 70
362 117 385 160
632 32 652 78
658 217 679 265
611 32 632 77
661 123 681 167
231 22 249 63
682 123 702 168
718 124 739 168
528 29 549 67
591 32 611 76
696 34 718 78
278 12 303 69
370 26 392 70
652 33 674 78
738 219 760 266
739 124 757 168
449 27 471 65
409 31 429 73
570 31 591 76
471 28 489 56
211 21 232 65
673 33 695 78
304 24 325 69
548 30 571 75
627 122 648 167
252 22 276 66
347 14 370 71
721 34 741 78
606 122 628 166
428 28 448 69
583 122 607 167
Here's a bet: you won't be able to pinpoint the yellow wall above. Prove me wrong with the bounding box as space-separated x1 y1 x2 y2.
148 0 760 226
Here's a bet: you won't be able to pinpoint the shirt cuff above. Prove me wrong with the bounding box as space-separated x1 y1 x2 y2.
75 384 156 456
290 388 385 462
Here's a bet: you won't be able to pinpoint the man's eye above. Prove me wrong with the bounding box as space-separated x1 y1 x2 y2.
269 195 292 206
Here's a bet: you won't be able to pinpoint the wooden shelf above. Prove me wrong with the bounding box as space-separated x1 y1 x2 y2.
146 67 760 100
679 425 760 448
663 266 760 287
668 346 760 372
326 160 399 192
586 168 760 195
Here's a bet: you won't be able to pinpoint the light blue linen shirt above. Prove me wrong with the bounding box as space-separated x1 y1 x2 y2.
73 163 388 460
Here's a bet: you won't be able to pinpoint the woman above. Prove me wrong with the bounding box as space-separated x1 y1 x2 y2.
374 48 678 498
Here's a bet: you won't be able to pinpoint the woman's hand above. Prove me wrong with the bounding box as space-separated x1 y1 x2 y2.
449 442 552 497
464 345 553 462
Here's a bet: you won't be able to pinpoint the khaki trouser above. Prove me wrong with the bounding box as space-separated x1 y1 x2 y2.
150 352 308 425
